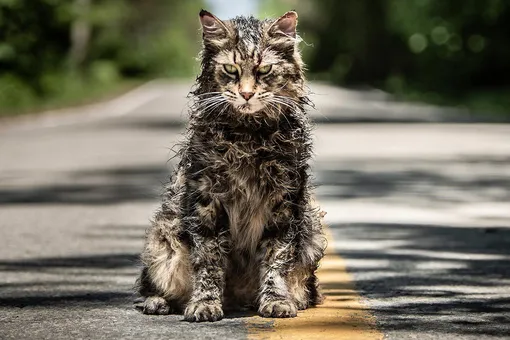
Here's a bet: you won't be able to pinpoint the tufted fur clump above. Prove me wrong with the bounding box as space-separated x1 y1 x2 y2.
136 9 326 322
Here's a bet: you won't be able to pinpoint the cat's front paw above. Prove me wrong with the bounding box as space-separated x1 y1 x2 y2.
258 299 297 318
295 299 309 310
184 300 224 322
142 296 171 315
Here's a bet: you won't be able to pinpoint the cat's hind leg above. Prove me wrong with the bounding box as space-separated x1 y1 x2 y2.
288 203 326 310
137 215 192 314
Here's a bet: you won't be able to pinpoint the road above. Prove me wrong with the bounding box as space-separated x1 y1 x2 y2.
0 81 509 339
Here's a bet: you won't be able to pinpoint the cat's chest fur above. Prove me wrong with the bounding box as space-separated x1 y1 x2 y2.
196 126 298 252
212 128 296 198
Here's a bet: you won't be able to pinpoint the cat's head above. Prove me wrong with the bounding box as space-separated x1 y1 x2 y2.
196 10 305 115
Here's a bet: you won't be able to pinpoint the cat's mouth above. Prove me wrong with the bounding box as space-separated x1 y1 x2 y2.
236 102 265 114
238 104 252 112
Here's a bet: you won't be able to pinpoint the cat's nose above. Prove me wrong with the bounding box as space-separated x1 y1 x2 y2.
240 92 255 101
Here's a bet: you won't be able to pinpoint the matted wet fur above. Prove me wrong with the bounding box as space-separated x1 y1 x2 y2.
135 10 326 322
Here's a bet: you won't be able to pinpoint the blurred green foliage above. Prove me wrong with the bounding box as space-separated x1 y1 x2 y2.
0 0 203 115
2 1 509 115
262 0 510 114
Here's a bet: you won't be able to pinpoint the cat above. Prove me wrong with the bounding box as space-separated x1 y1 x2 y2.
135 9 326 322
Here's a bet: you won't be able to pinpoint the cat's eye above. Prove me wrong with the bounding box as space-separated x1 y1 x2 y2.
258 65 272 75
224 64 238 75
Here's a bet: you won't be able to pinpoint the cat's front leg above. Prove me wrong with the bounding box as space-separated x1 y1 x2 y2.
183 198 229 322
257 232 298 318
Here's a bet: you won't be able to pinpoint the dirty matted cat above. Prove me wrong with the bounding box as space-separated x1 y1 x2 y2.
136 9 326 322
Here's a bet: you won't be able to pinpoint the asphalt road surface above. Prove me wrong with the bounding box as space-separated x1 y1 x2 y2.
1 81 509 339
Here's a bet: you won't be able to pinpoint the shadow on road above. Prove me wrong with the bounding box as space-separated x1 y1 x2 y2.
0 291 132 308
326 222 510 337
0 165 172 205
0 250 139 308
0 253 139 271
315 154 510 206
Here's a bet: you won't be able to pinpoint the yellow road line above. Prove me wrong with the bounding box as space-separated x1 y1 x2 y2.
247 229 383 340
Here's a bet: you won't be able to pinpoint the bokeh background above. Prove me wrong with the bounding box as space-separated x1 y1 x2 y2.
1 0 509 117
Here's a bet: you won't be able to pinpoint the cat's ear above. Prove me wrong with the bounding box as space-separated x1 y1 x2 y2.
199 10 230 40
268 11 298 38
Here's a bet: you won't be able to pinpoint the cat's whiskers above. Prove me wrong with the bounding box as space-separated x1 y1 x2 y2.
197 95 228 116
222 92 238 103
202 100 227 115
263 101 290 126
196 92 223 97
273 94 298 104
218 102 230 116
265 102 283 120
268 98 295 111
198 94 224 107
